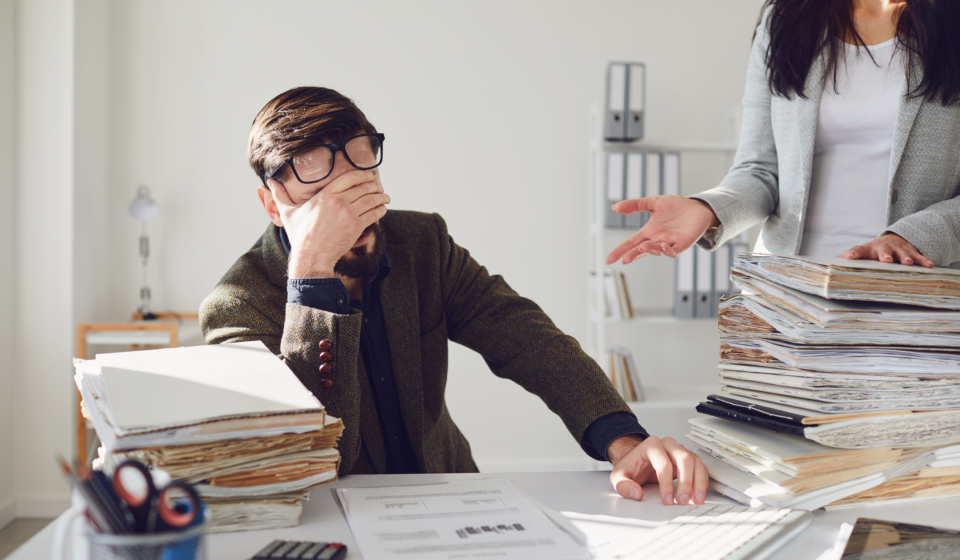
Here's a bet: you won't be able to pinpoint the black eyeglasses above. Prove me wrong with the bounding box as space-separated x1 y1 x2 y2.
264 133 385 185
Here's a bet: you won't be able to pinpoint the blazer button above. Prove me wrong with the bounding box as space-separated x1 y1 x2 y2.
319 351 333 363
318 339 332 351
319 363 333 376
320 379 333 389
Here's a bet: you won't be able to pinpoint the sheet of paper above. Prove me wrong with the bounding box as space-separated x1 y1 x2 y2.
337 478 589 560
97 341 321 430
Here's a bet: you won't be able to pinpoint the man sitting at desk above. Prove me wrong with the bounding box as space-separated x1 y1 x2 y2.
200 86 708 505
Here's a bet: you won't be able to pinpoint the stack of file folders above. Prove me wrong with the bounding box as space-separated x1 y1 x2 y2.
688 253 960 510
74 340 343 533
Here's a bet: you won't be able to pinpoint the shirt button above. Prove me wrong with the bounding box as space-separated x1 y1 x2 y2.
336 297 345 306
320 379 333 389
380 377 386 382
363 317 369 324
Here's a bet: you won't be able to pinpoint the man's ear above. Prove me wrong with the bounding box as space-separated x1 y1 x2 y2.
257 185 285 228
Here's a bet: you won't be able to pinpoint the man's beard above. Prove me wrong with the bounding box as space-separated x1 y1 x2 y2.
334 222 384 279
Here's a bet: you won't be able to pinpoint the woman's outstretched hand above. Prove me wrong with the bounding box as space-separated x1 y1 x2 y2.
606 196 720 265
839 233 934 268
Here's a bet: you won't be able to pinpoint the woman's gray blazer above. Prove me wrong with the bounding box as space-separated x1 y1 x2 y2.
691 9 960 268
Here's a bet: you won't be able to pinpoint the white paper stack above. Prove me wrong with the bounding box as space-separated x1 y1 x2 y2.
689 254 960 509
74 340 343 532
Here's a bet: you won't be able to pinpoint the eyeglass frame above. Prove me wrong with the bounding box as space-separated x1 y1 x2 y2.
262 132 386 186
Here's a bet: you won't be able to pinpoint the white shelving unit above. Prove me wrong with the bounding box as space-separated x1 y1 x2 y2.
585 104 738 442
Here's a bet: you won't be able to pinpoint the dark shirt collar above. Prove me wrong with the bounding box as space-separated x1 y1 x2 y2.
278 226 391 284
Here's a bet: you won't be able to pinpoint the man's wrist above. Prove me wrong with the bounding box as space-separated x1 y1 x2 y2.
288 252 336 279
607 434 646 464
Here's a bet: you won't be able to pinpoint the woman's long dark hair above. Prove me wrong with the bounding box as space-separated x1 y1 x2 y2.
760 0 960 105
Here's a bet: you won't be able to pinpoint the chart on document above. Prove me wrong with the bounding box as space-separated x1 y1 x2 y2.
337 478 589 560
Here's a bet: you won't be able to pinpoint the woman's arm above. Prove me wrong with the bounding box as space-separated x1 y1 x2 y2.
689 6 780 250
606 7 780 265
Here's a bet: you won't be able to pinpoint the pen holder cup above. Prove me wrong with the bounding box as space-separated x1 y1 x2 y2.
85 518 208 560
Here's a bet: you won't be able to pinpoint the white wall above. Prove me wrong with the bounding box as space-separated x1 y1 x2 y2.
10 0 767 513
0 0 17 531
12 0 75 516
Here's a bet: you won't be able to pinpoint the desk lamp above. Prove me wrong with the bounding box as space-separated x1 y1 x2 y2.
128 185 160 320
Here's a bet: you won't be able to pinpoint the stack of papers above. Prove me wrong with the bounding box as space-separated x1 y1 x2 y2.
688 254 960 509
74 341 343 532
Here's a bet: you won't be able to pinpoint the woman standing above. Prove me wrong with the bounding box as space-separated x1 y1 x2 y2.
607 0 960 268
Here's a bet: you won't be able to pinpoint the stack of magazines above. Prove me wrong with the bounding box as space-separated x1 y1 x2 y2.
74 340 343 532
688 253 960 510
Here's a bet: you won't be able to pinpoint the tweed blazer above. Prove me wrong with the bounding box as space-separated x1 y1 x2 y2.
199 210 631 475
692 9 960 268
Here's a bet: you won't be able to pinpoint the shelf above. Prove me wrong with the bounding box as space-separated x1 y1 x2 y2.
604 308 718 324
602 141 738 153
624 384 719 410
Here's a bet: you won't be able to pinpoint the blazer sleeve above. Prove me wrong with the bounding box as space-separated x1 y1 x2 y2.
886 195 960 268
200 289 367 474
432 214 633 455
690 7 780 250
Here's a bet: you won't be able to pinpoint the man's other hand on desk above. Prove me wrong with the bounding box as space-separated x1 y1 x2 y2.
607 434 708 505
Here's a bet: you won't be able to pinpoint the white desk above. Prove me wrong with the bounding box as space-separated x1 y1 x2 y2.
13 471 960 559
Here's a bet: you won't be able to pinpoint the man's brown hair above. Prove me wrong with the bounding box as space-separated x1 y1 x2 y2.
247 86 377 183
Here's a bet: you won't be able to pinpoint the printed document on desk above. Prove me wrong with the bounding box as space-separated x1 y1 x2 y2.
337 478 589 560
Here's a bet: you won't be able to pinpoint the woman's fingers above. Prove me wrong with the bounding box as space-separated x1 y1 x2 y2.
638 240 663 256
841 246 864 260
608 233 650 264
612 198 655 216
623 248 647 264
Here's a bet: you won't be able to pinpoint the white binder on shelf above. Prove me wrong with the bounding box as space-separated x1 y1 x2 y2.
623 152 644 229
603 272 622 319
674 249 695 319
643 152 662 228
605 151 625 228
626 63 645 140
604 63 628 141
662 152 680 196
695 245 713 318
711 243 732 317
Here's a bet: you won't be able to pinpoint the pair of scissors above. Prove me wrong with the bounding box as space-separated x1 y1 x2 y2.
111 460 202 533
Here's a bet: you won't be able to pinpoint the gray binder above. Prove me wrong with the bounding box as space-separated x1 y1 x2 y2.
711 244 732 317
695 245 713 318
626 63 645 141
674 248 695 319
605 152 625 228
623 152 644 229
605 63 628 141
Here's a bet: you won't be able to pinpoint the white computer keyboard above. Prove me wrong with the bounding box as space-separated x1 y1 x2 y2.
598 504 813 560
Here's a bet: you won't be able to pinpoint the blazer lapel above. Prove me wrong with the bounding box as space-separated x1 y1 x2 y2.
793 52 827 248
378 243 426 469
887 56 925 210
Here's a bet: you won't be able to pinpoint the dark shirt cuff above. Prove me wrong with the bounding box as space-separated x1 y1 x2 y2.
287 278 351 314
581 411 650 462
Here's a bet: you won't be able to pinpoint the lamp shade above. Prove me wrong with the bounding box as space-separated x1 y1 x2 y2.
128 185 160 221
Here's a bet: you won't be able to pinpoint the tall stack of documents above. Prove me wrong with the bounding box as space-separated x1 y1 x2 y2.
74 340 344 532
687 254 960 510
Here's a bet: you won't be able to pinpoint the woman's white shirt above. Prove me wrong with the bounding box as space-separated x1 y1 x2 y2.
796 38 906 257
